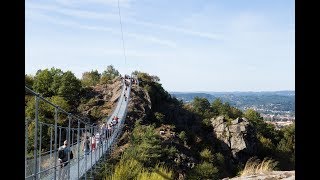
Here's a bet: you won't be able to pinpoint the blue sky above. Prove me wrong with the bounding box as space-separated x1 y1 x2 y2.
25 0 294 92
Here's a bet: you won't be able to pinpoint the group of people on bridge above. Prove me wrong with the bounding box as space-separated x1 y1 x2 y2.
52 75 133 179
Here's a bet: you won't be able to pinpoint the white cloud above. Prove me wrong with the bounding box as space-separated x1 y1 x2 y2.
27 3 118 20
26 1 223 41
26 11 177 48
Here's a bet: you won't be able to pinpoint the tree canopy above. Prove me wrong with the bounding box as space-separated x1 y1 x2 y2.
100 65 120 84
81 70 101 87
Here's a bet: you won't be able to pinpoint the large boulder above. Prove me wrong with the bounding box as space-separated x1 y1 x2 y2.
211 116 257 162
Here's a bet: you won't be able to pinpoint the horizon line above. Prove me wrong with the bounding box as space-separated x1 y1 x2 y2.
169 90 295 93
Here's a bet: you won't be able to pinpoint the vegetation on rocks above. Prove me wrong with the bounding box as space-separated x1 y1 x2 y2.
25 67 294 179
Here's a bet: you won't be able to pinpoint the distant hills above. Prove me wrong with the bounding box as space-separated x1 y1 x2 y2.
170 91 295 117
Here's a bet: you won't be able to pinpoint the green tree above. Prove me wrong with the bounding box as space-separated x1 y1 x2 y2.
192 97 211 116
211 98 223 116
50 96 70 113
58 71 82 103
81 70 101 87
276 124 295 169
188 161 219 180
111 157 143 180
25 96 70 123
244 109 280 144
200 148 214 163
33 69 54 97
178 131 187 142
229 106 243 119
257 134 276 157
154 112 165 124
49 67 64 95
100 65 120 84
244 109 263 123
25 74 34 88
128 121 163 166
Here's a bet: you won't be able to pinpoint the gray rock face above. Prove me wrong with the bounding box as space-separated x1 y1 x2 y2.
211 116 257 161
226 171 295 180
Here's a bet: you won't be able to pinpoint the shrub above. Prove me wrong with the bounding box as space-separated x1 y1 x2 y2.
241 157 278 176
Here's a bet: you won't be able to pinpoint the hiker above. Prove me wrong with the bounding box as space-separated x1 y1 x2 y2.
91 134 96 152
107 124 112 137
58 140 73 180
96 133 103 146
83 136 90 155
58 140 73 167
112 116 119 125
112 119 117 125
101 123 107 140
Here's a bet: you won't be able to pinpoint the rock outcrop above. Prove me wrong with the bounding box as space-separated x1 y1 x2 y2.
211 116 257 162
224 171 295 180
125 82 152 126
78 77 123 121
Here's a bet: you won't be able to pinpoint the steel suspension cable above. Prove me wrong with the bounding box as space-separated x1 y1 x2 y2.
117 0 127 65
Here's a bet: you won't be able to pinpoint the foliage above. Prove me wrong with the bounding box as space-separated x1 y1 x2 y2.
202 118 212 128
109 120 173 179
49 67 64 95
31 67 82 106
211 98 243 119
200 148 214 163
192 97 211 116
127 121 163 166
25 96 69 121
241 157 278 176
188 161 219 180
81 70 101 87
276 124 295 170
244 109 280 144
178 131 187 142
100 65 120 84
33 69 54 97
137 164 173 180
244 109 294 170
57 71 82 103
154 112 165 124
257 134 276 157
25 74 34 89
110 156 173 180
110 157 143 180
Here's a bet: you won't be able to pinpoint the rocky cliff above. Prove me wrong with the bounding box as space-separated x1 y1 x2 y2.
211 116 258 163
77 77 123 121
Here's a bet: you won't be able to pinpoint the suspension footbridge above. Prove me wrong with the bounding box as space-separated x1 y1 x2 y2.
25 74 139 180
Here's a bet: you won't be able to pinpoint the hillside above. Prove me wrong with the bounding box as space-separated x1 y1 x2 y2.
92 72 295 179
25 69 295 180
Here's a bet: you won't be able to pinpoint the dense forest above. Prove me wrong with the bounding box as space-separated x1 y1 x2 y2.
25 67 295 179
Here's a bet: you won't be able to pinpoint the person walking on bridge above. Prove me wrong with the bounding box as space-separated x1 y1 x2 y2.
91 134 96 152
101 123 107 140
58 140 73 180
83 136 90 155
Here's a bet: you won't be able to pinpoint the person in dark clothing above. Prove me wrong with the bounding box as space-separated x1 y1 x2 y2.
58 140 73 179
